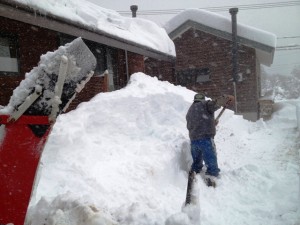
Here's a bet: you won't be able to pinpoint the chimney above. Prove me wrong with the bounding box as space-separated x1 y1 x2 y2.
229 7 239 113
130 5 138 18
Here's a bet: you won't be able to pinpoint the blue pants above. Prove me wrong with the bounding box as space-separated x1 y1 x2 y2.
191 138 220 176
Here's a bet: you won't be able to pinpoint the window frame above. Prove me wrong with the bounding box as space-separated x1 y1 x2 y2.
59 34 108 75
0 32 20 76
176 68 211 86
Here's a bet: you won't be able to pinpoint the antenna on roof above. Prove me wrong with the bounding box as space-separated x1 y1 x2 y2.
130 5 138 18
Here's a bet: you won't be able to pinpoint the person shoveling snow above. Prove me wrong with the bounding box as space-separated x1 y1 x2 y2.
185 92 235 191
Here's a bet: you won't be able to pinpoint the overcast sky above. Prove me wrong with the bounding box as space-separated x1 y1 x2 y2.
89 0 300 76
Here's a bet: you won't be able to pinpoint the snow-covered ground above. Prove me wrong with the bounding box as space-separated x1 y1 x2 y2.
21 73 299 225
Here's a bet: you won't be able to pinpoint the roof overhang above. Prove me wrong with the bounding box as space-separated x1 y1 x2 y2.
168 20 275 66
0 0 175 62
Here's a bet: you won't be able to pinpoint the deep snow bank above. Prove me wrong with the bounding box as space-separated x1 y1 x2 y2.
25 73 299 225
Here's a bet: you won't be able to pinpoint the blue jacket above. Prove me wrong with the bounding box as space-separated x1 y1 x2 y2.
186 100 220 141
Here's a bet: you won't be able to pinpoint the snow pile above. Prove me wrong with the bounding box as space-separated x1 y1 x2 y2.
24 73 299 225
12 0 175 57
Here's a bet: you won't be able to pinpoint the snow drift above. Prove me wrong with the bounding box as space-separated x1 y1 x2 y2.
24 73 299 225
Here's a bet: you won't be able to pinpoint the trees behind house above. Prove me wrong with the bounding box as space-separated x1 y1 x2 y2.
261 65 300 100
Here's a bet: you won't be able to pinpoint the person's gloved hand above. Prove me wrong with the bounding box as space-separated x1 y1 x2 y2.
223 94 235 107
216 94 235 107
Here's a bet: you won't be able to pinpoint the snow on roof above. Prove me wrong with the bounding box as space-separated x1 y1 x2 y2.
164 8 276 50
11 0 175 57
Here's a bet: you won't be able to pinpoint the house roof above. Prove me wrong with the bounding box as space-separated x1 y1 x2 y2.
0 0 176 62
164 9 276 66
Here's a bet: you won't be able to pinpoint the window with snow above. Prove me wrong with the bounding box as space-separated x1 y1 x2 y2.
176 68 210 86
0 34 19 75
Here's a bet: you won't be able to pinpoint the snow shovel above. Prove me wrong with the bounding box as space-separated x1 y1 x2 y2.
215 106 226 125
215 95 235 125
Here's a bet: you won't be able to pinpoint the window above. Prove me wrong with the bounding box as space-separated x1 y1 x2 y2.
0 33 19 75
176 68 210 86
59 35 107 75
59 34 119 89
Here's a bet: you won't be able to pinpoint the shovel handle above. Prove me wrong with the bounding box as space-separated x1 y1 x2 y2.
215 106 226 124
214 95 234 125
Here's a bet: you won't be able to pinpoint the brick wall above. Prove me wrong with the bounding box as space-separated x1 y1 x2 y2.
0 16 58 106
145 59 175 83
128 51 145 75
66 51 146 111
145 27 258 116
115 50 145 87
66 76 105 111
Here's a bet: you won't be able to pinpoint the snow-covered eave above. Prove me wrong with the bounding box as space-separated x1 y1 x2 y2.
0 0 175 62
165 9 276 66
167 20 275 66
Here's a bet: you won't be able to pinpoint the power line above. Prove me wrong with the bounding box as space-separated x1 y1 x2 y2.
276 48 300 51
276 52 300 56
270 62 300 67
277 44 300 47
118 1 300 15
276 44 300 51
277 36 300 39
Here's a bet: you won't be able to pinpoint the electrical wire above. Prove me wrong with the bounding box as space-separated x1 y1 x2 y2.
276 44 300 51
118 1 300 15
276 48 300 51
277 36 300 39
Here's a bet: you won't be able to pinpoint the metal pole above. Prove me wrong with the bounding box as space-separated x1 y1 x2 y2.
125 50 129 83
229 8 239 113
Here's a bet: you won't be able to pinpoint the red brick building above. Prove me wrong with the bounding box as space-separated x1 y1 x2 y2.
0 0 175 110
145 9 276 120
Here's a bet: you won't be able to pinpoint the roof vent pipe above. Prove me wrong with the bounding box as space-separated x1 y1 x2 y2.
229 7 239 113
130 5 138 18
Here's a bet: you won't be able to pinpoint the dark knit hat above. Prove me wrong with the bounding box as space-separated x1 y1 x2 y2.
194 93 205 102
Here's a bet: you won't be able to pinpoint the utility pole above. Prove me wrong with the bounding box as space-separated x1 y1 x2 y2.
229 8 239 113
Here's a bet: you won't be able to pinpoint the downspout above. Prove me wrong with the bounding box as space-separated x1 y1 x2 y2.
172 59 177 84
125 50 129 83
229 8 239 113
